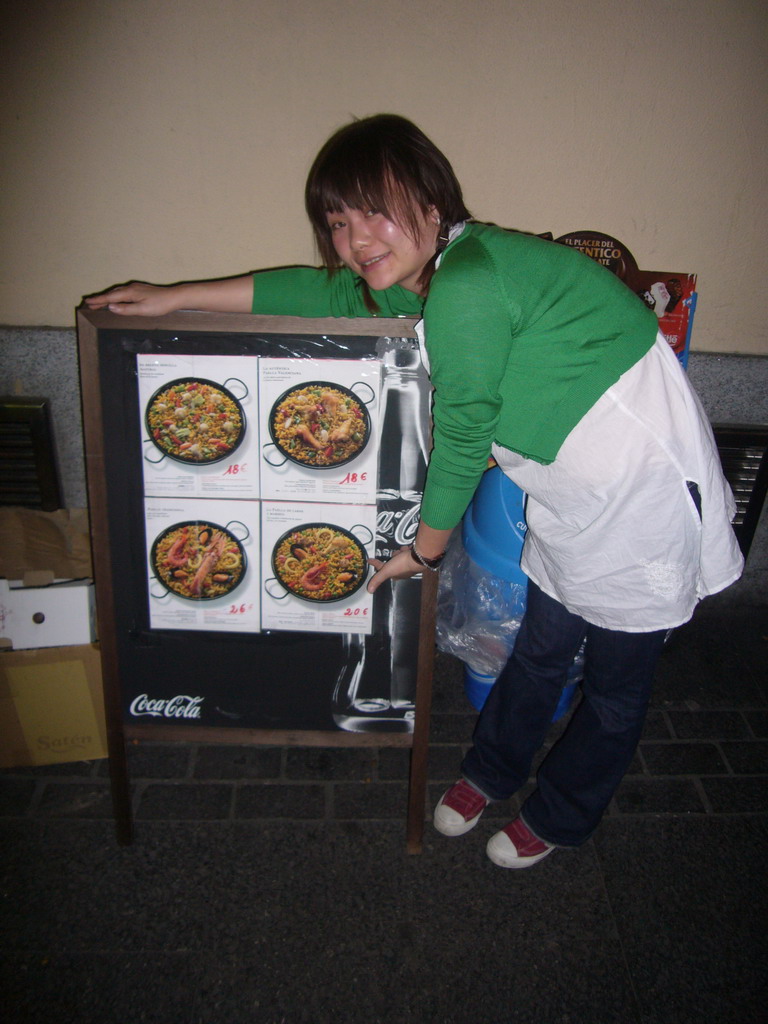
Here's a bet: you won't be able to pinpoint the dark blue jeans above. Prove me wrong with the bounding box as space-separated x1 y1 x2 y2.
461 581 667 847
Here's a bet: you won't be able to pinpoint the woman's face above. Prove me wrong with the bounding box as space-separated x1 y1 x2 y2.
325 204 440 294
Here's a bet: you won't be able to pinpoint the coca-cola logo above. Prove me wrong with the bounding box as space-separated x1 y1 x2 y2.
376 504 420 548
129 694 204 719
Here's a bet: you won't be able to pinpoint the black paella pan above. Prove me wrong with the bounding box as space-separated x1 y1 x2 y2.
150 519 248 601
265 380 374 470
266 522 373 603
144 376 248 465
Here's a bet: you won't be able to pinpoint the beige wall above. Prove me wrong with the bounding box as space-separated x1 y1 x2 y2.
2 0 766 354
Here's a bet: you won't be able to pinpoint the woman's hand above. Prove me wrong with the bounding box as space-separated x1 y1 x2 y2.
367 546 423 593
367 524 452 593
83 282 182 316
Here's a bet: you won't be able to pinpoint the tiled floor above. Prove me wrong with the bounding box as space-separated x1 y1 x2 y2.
1 601 766 1023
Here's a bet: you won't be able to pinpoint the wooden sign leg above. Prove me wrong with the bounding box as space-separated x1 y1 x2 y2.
77 310 133 845
106 711 133 845
406 570 438 853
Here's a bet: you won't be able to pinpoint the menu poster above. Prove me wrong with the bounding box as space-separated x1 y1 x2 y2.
260 500 377 635
137 354 260 498
144 496 261 633
258 358 382 505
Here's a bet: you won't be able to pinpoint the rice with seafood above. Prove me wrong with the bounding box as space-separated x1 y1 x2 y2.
274 526 366 601
153 523 244 599
272 385 366 466
147 380 243 462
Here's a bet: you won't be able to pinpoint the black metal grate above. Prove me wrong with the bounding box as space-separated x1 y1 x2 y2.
0 397 63 511
713 423 768 559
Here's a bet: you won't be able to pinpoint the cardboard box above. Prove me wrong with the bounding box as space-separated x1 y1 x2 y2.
0 507 93 580
0 576 97 650
0 643 107 767
0 506 97 651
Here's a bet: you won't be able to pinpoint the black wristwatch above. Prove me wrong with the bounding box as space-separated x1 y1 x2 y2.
409 542 445 572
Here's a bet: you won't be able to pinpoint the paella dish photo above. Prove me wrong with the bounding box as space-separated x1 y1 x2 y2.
271 383 368 467
146 379 244 463
151 522 245 600
273 525 367 602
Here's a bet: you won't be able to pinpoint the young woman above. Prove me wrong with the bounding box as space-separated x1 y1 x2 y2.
86 114 743 868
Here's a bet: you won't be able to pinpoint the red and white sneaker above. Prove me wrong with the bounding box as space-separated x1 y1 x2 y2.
486 817 555 869
433 779 489 837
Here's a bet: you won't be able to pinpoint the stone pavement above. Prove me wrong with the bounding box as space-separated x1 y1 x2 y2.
1 600 766 1023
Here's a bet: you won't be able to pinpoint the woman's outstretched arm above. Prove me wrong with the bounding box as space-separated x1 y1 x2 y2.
83 275 254 316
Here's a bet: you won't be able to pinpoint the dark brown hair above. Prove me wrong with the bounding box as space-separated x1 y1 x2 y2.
305 114 471 308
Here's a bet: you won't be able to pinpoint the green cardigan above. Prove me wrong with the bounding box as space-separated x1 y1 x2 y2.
251 223 658 530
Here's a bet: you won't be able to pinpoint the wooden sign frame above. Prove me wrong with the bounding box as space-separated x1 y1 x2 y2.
77 308 437 853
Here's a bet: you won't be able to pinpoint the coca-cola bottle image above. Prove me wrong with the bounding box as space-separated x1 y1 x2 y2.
333 337 431 732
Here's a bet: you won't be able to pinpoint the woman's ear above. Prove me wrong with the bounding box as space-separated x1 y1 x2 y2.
428 205 441 225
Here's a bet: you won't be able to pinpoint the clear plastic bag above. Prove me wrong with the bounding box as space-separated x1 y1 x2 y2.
436 530 528 678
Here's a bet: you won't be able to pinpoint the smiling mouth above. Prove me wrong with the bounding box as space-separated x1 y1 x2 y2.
360 253 388 270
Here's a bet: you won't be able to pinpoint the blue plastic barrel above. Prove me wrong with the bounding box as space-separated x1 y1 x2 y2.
463 665 498 711
461 466 528 585
460 467 579 721
464 662 579 721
